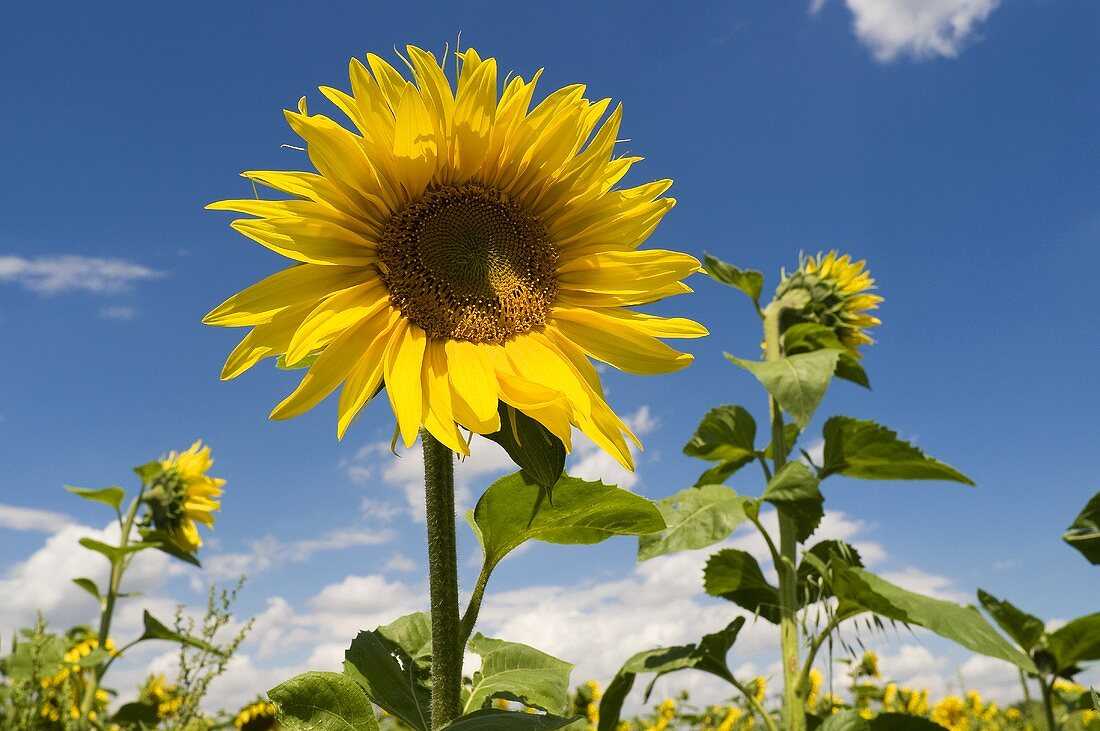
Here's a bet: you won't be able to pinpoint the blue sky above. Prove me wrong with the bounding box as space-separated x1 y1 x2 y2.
1 0 1097 711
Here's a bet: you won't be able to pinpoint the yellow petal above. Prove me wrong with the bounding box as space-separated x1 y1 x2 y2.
452 57 497 182
204 265 367 327
444 339 500 430
221 302 314 379
229 218 377 266
383 319 427 448
284 280 390 365
337 308 401 439
392 82 438 197
552 307 695 375
557 250 701 296
422 340 470 455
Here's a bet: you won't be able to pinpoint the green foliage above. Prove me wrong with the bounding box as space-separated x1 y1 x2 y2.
830 566 1036 672
464 634 573 714
977 589 1045 653
597 618 745 731
1045 613 1100 671
816 711 949 730
71 578 103 606
1064 491 1100 565
782 323 870 389
270 671 380 731
683 405 758 485
344 615 432 731
137 529 204 567
761 462 824 542
64 485 126 514
727 349 841 429
138 610 224 655
704 254 764 308
704 550 780 623
468 471 665 574
442 709 580 729
637 484 748 561
485 405 567 490
819 417 974 484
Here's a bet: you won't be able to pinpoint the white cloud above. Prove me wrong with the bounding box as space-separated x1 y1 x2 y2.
813 0 1000 61
0 503 73 533
0 254 163 295
98 305 138 321
567 406 659 492
202 525 395 582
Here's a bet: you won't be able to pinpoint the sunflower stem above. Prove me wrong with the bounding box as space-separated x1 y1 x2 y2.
422 430 462 729
763 302 807 731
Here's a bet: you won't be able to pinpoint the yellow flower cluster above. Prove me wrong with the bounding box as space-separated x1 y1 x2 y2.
38 635 115 723
138 673 185 719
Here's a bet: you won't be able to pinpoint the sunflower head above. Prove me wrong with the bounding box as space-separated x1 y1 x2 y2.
138 673 185 719
774 251 882 351
205 45 706 469
234 699 278 731
144 441 224 553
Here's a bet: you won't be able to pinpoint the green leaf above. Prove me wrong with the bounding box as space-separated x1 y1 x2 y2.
869 715 949 730
138 529 202 567
783 322 870 389
683 405 757 485
138 610 224 654
469 471 665 574
277 350 322 370
727 350 842 429
111 701 161 725
764 423 801 460
819 711 869 731
77 537 149 564
762 462 824 542
797 540 864 606
637 485 748 562
484 405 567 490
596 619 745 730
976 590 1045 653
704 254 764 306
831 566 1036 673
78 647 110 668
1063 491 1100 565
820 417 974 484
270 671 380 731
443 710 580 730
704 549 780 623
1046 613 1100 671
72 577 102 603
133 460 164 484
64 485 126 513
344 616 432 731
465 635 572 715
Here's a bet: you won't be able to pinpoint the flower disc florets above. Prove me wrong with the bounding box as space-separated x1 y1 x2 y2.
774 250 882 350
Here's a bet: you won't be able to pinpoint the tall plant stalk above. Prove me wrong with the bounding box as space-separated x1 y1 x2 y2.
422 430 462 729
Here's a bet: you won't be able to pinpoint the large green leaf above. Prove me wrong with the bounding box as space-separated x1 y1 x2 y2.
65 485 126 513
465 635 573 715
469 471 665 573
762 462 824 542
77 537 149 564
1045 613 1100 671
596 619 745 731
270 671 380 731
443 710 580 730
797 540 864 607
344 615 432 731
1063 491 1100 565
704 254 764 306
484 405 567 490
783 322 870 389
138 611 224 654
831 566 1036 672
703 549 780 623
637 485 748 562
976 590 1045 653
727 350 841 429
819 417 974 484
870 716 949 730
111 702 160 725
683 406 757 485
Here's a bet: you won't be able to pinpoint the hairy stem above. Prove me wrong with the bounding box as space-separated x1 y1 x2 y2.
423 430 462 729
459 564 491 649
764 302 806 731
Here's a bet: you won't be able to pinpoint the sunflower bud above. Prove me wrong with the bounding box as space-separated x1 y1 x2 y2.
141 441 224 554
774 251 882 351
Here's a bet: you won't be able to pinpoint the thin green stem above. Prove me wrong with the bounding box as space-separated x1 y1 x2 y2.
749 513 782 570
763 302 806 731
798 612 845 695
1040 675 1058 731
731 676 781 731
79 488 144 723
1018 668 1033 707
422 430 462 730
459 564 491 649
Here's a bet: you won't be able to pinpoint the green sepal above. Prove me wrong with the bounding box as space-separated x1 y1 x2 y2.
637 484 748 562
820 416 974 484
484 404 566 490
703 253 764 308
343 613 432 731
703 549 780 623
138 610 224 654
443 710 580 730
727 349 841 430
276 351 322 370
1063 491 1100 565
976 589 1045 653
464 634 572 715
469 471 664 575
783 322 870 389
64 485 126 514
762 462 824 543
270 670 380 731
133 461 164 485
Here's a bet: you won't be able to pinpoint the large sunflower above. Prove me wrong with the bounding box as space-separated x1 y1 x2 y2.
205 46 706 468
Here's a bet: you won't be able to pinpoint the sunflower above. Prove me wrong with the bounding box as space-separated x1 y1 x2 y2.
235 700 278 730
204 46 706 468
145 441 224 553
775 250 881 350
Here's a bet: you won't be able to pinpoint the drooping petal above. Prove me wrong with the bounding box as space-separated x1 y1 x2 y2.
383 319 428 447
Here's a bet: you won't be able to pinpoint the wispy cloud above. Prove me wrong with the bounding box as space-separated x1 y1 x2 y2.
98 305 138 321
0 503 74 533
0 254 163 295
813 0 1000 61
202 525 395 581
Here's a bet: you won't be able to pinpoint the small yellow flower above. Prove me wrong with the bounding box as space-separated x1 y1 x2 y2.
235 699 278 730
931 695 968 731
807 669 824 707
138 673 185 719
146 441 225 553
750 676 767 705
776 250 882 351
